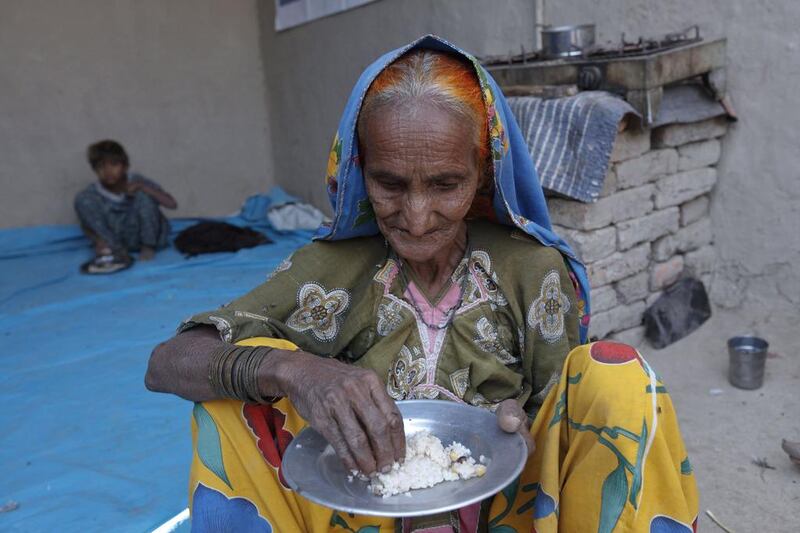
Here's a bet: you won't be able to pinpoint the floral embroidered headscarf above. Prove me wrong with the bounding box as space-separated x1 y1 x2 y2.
315 35 591 342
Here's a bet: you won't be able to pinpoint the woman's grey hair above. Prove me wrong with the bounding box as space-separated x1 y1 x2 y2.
357 50 483 149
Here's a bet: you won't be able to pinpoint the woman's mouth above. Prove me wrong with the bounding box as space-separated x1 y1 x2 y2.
390 226 442 237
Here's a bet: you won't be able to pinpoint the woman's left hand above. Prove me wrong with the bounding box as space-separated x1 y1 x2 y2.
496 399 536 456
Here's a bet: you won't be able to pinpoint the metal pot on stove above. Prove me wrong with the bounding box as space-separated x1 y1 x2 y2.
541 24 596 58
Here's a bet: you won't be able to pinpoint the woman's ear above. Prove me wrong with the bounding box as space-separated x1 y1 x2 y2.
477 149 493 192
466 151 495 221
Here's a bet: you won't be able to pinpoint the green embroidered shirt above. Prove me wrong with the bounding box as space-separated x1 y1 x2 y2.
180 220 580 414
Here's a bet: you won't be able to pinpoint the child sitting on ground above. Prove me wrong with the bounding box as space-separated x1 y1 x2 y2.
74 140 177 274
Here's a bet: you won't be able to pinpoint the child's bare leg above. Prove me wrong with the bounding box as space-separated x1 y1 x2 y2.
79 224 112 255
131 191 167 260
75 195 125 257
81 223 131 262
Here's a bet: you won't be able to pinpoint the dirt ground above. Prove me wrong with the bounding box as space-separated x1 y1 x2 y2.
638 307 799 532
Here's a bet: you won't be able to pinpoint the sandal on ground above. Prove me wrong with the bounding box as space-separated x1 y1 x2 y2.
80 252 133 275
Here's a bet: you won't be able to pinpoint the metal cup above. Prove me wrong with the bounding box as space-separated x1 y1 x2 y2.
727 336 769 390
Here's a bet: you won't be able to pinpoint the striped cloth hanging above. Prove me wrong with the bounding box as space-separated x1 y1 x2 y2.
508 91 637 203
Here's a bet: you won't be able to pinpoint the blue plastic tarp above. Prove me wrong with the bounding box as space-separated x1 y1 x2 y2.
0 218 312 532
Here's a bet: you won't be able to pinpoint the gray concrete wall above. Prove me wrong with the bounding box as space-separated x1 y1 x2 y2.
544 1 800 317
257 0 537 213
0 0 273 227
5 0 794 317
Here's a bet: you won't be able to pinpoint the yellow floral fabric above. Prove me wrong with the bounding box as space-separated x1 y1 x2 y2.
189 339 698 532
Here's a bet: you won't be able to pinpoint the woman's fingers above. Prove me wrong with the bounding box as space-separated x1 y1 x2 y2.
496 399 536 456
317 420 359 473
366 374 406 463
352 394 398 473
330 400 378 474
297 361 406 475
334 371 398 474
496 399 525 433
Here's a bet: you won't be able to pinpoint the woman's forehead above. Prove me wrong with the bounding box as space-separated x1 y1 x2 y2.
360 104 477 168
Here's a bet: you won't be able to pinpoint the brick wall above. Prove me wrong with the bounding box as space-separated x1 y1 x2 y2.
547 117 728 344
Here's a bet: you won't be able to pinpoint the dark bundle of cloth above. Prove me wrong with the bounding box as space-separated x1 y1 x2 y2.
643 277 711 349
174 221 271 257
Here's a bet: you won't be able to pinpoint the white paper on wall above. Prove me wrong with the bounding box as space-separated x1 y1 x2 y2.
275 0 378 31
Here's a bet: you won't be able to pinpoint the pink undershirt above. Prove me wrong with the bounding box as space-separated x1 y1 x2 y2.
403 280 463 352
401 280 481 533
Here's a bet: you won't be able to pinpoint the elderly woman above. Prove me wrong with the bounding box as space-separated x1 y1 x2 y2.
146 36 698 532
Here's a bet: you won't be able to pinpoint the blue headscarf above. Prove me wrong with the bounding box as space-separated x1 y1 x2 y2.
314 35 591 342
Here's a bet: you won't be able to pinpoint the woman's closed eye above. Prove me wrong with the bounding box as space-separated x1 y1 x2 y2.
369 175 406 192
379 180 405 192
432 179 460 191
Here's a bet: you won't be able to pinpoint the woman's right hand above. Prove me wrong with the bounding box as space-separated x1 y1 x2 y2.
274 351 406 475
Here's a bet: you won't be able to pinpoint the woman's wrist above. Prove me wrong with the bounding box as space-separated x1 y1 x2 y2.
256 348 308 400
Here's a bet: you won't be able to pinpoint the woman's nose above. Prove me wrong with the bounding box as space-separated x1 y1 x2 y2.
403 193 432 236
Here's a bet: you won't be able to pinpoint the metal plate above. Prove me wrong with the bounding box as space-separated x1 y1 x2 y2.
282 400 527 517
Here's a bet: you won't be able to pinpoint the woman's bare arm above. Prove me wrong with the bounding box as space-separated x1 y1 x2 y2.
144 325 406 474
145 326 293 402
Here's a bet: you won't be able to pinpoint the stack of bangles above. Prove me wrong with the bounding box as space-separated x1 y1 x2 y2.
208 344 276 404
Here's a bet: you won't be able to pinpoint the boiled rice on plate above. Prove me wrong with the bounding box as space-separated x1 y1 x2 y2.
366 430 487 497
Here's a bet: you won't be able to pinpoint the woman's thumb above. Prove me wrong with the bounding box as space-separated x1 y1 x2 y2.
497 399 523 433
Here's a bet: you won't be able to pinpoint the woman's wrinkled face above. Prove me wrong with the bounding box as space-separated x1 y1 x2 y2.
361 102 480 264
